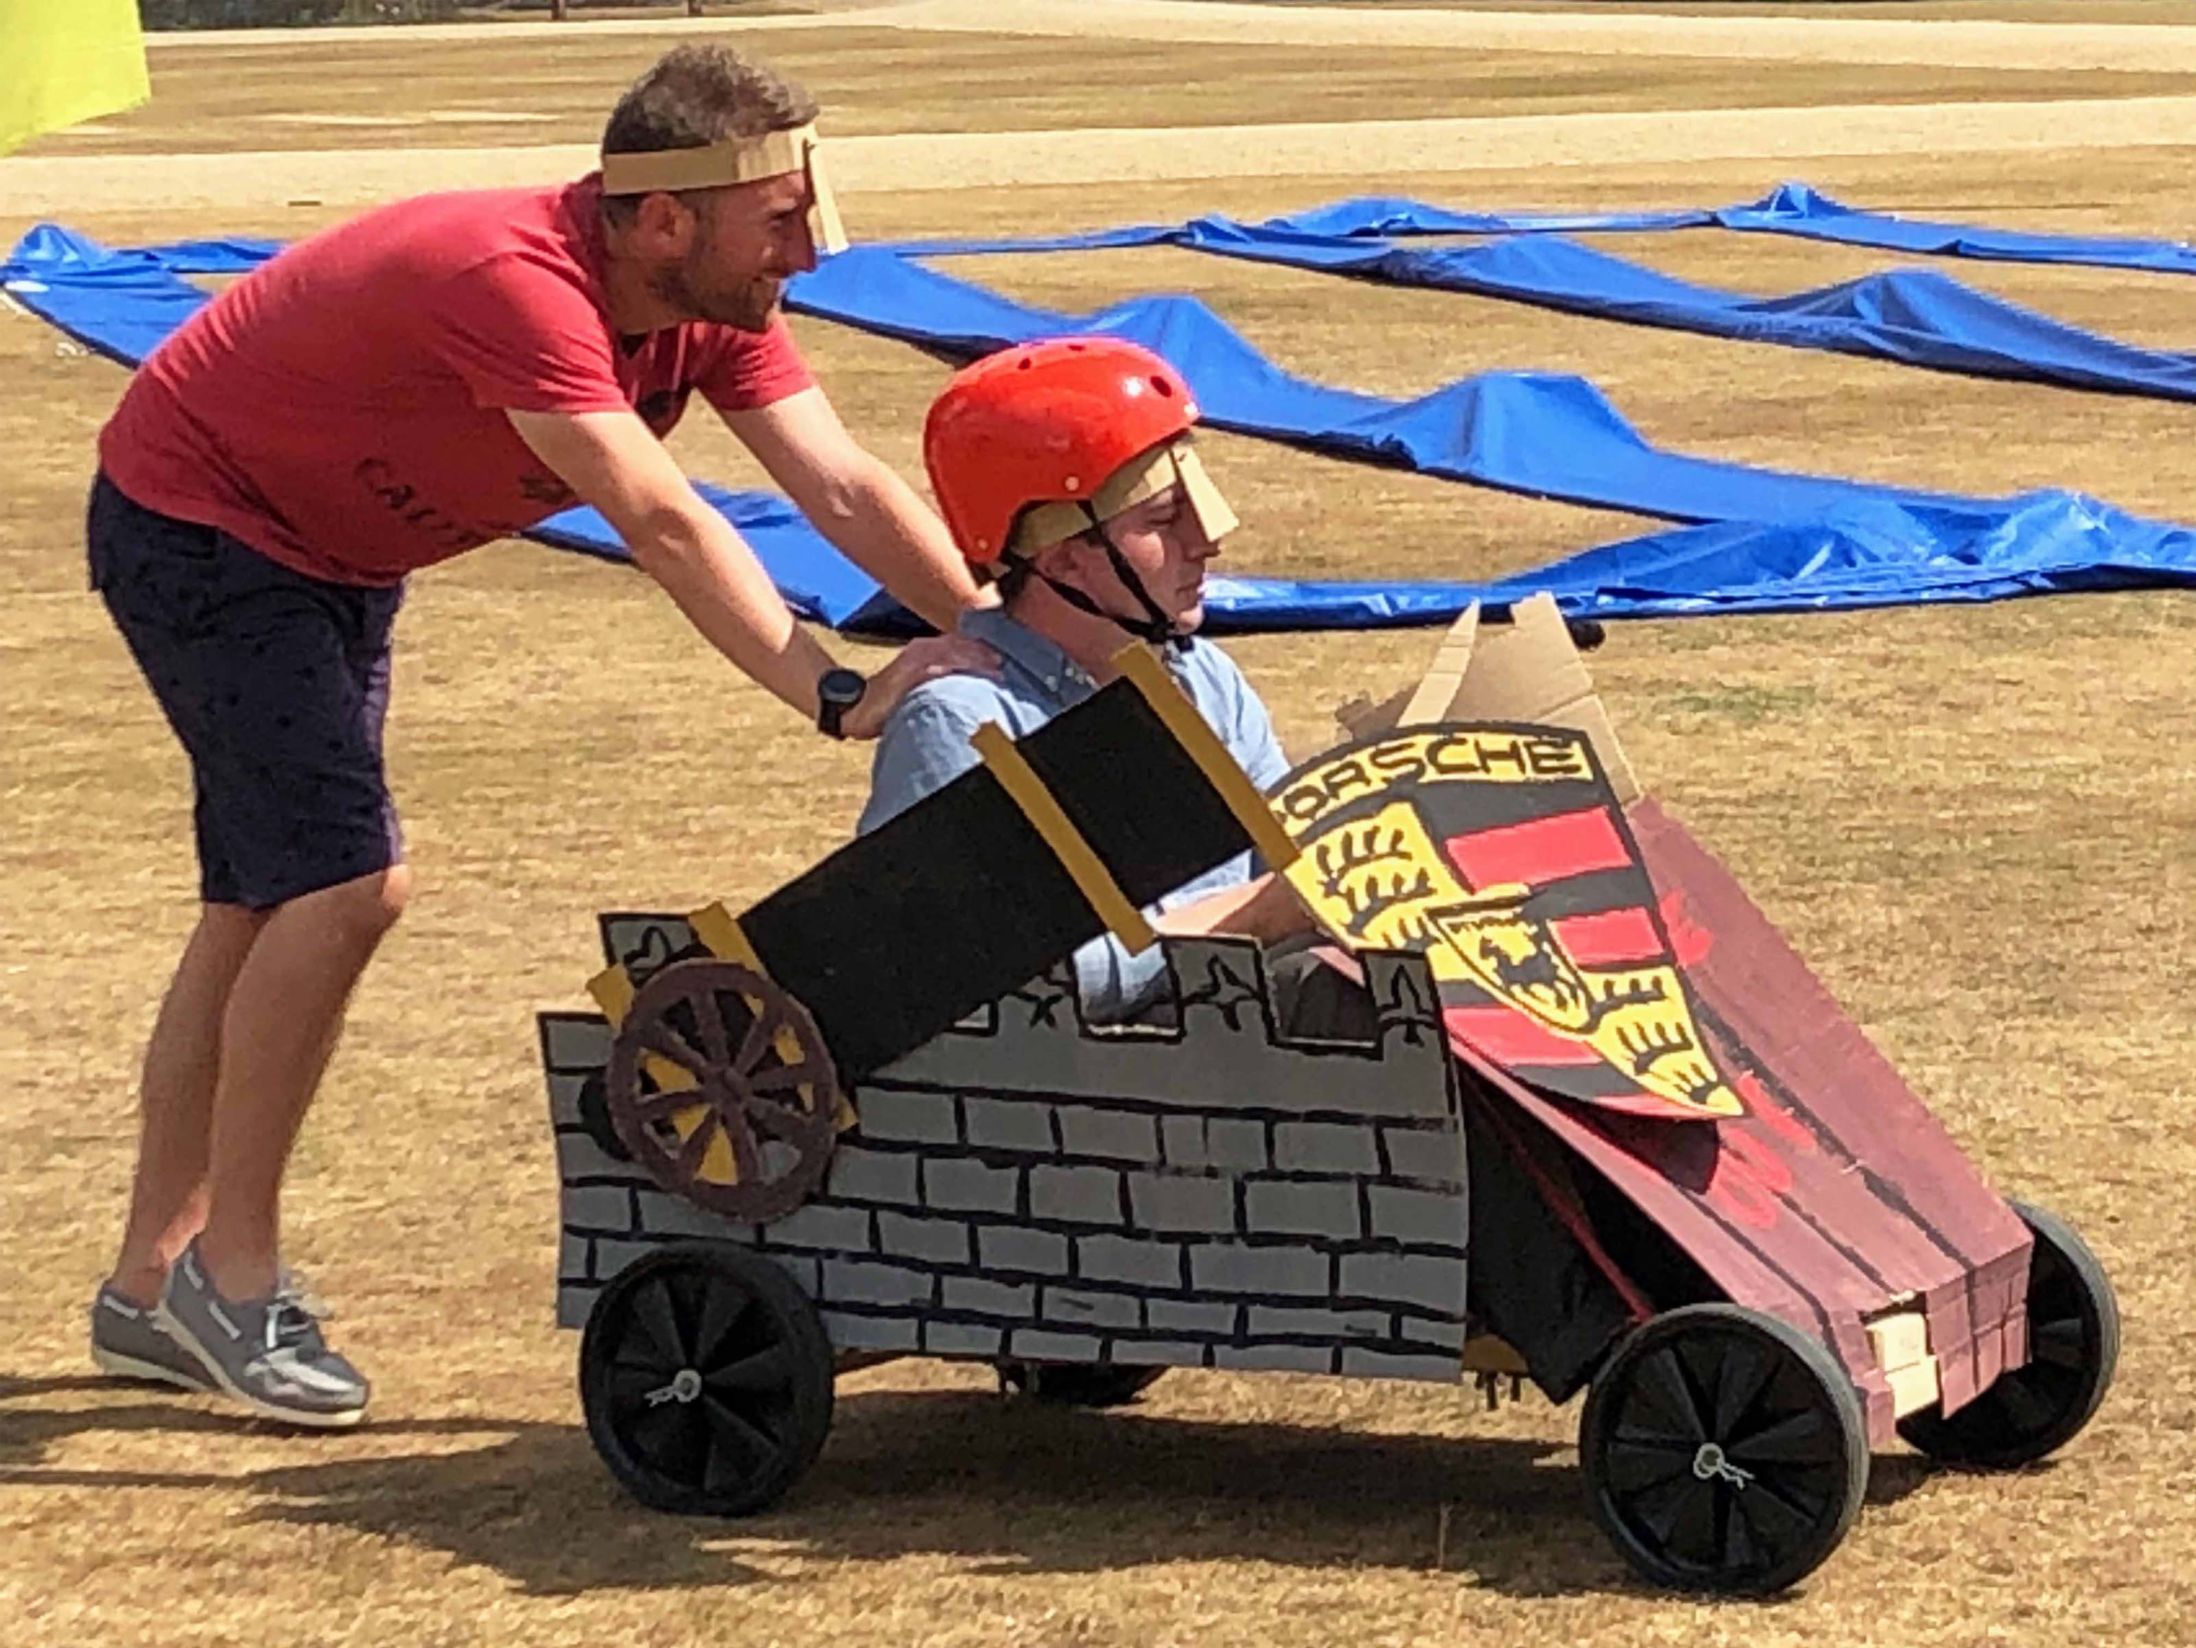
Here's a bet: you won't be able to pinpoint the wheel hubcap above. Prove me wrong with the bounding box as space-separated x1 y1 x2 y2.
1691 1442 1754 1488
1604 1331 1847 1576
608 1267 798 1492
646 1367 704 1407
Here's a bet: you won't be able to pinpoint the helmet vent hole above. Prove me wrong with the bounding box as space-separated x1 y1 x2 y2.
1150 375 1174 397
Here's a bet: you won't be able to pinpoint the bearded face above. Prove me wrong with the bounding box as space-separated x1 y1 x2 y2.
644 171 815 333
649 206 782 331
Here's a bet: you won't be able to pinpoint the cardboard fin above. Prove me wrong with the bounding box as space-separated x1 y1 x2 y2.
1334 598 1636 806
1399 602 1481 725
1445 594 1640 804
1332 605 1479 742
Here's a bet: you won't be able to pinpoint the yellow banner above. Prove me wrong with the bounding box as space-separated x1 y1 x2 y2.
2 0 150 157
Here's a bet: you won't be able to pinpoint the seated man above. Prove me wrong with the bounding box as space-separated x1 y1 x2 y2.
858 336 1310 1022
865 337 1638 1398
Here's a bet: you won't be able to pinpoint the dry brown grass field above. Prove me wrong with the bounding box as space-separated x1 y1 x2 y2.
4 7 2194 1646
32 34 2196 154
1310 0 2196 18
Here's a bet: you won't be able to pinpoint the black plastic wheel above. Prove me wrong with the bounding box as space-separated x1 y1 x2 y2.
1581 1304 1869 1595
997 1362 1165 1407
580 1244 834 1517
1898 1200 2119 1470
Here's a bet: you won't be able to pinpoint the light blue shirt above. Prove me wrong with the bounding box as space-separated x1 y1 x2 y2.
858 607 1290 1021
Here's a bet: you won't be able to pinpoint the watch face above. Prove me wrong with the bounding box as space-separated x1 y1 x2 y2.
820 668 866 709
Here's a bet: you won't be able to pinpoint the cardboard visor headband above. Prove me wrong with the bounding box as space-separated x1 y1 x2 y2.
1010 440 1240 558
598 123 848 253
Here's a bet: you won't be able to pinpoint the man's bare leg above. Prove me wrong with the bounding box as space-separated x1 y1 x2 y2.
192 865 412 1303
106 904 272 1307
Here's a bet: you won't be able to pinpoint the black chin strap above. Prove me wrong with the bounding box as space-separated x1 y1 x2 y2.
1016 510 1194 653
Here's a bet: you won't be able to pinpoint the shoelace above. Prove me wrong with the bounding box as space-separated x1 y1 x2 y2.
261 1297 322 1355
255 1269 332 1357
273 1268 331 1321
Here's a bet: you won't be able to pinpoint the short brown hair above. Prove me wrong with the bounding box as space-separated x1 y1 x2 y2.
601 43 818 163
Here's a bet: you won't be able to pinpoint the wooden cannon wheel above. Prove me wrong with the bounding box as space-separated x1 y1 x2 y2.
606 959 841 1225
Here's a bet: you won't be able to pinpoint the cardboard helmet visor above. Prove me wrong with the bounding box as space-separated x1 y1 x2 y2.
598 122 847 254
1009 437 1240 558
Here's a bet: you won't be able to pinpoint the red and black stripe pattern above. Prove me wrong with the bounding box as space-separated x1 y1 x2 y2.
1430 785 1718 1117
1460 799 2035 1443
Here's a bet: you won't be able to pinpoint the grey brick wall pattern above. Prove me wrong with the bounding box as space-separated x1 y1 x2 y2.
542 923 1469 1383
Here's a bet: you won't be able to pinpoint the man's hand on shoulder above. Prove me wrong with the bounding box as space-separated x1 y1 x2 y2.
839 633 1001 742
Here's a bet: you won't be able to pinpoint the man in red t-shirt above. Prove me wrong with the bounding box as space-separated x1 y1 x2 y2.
86 45 989 1427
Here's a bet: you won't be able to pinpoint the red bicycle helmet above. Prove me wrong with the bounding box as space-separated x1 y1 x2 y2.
923 337 1200 561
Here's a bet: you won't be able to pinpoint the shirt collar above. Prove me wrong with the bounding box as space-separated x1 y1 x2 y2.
959 607 1098 704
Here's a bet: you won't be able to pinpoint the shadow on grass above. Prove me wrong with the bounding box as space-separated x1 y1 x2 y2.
0 1375 1939 1599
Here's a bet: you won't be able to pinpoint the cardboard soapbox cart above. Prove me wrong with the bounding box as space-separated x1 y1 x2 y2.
535 603 2117 1595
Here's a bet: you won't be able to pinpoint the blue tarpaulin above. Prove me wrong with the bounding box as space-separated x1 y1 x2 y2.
1163 182 2196 279
1167 219 2196 404
883 182 2196 279
1714 183 2196 275
875 189 2196 405
9 211 2196 629
788 246 2053 528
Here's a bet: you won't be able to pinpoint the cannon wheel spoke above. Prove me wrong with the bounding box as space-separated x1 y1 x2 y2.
606 960 844 1223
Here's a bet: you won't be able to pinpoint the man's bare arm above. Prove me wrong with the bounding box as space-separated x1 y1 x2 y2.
721 387 992 632
507 407 993 731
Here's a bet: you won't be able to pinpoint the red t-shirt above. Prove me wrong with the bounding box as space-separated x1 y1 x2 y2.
98 175 814 587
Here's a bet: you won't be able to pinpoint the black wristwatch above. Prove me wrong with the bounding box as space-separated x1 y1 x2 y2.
816 666 868 739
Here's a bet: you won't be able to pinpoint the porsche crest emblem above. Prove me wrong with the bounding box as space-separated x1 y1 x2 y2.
1272 725 1741 1120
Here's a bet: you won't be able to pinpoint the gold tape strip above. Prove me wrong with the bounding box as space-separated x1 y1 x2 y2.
600 122 820 194
687 901 857 1132
688 901 765 972
1113 644 1301 871
586 962 636 1028
971 720 1157 954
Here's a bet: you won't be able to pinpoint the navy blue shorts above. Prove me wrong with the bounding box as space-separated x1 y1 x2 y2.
88 473 405 910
